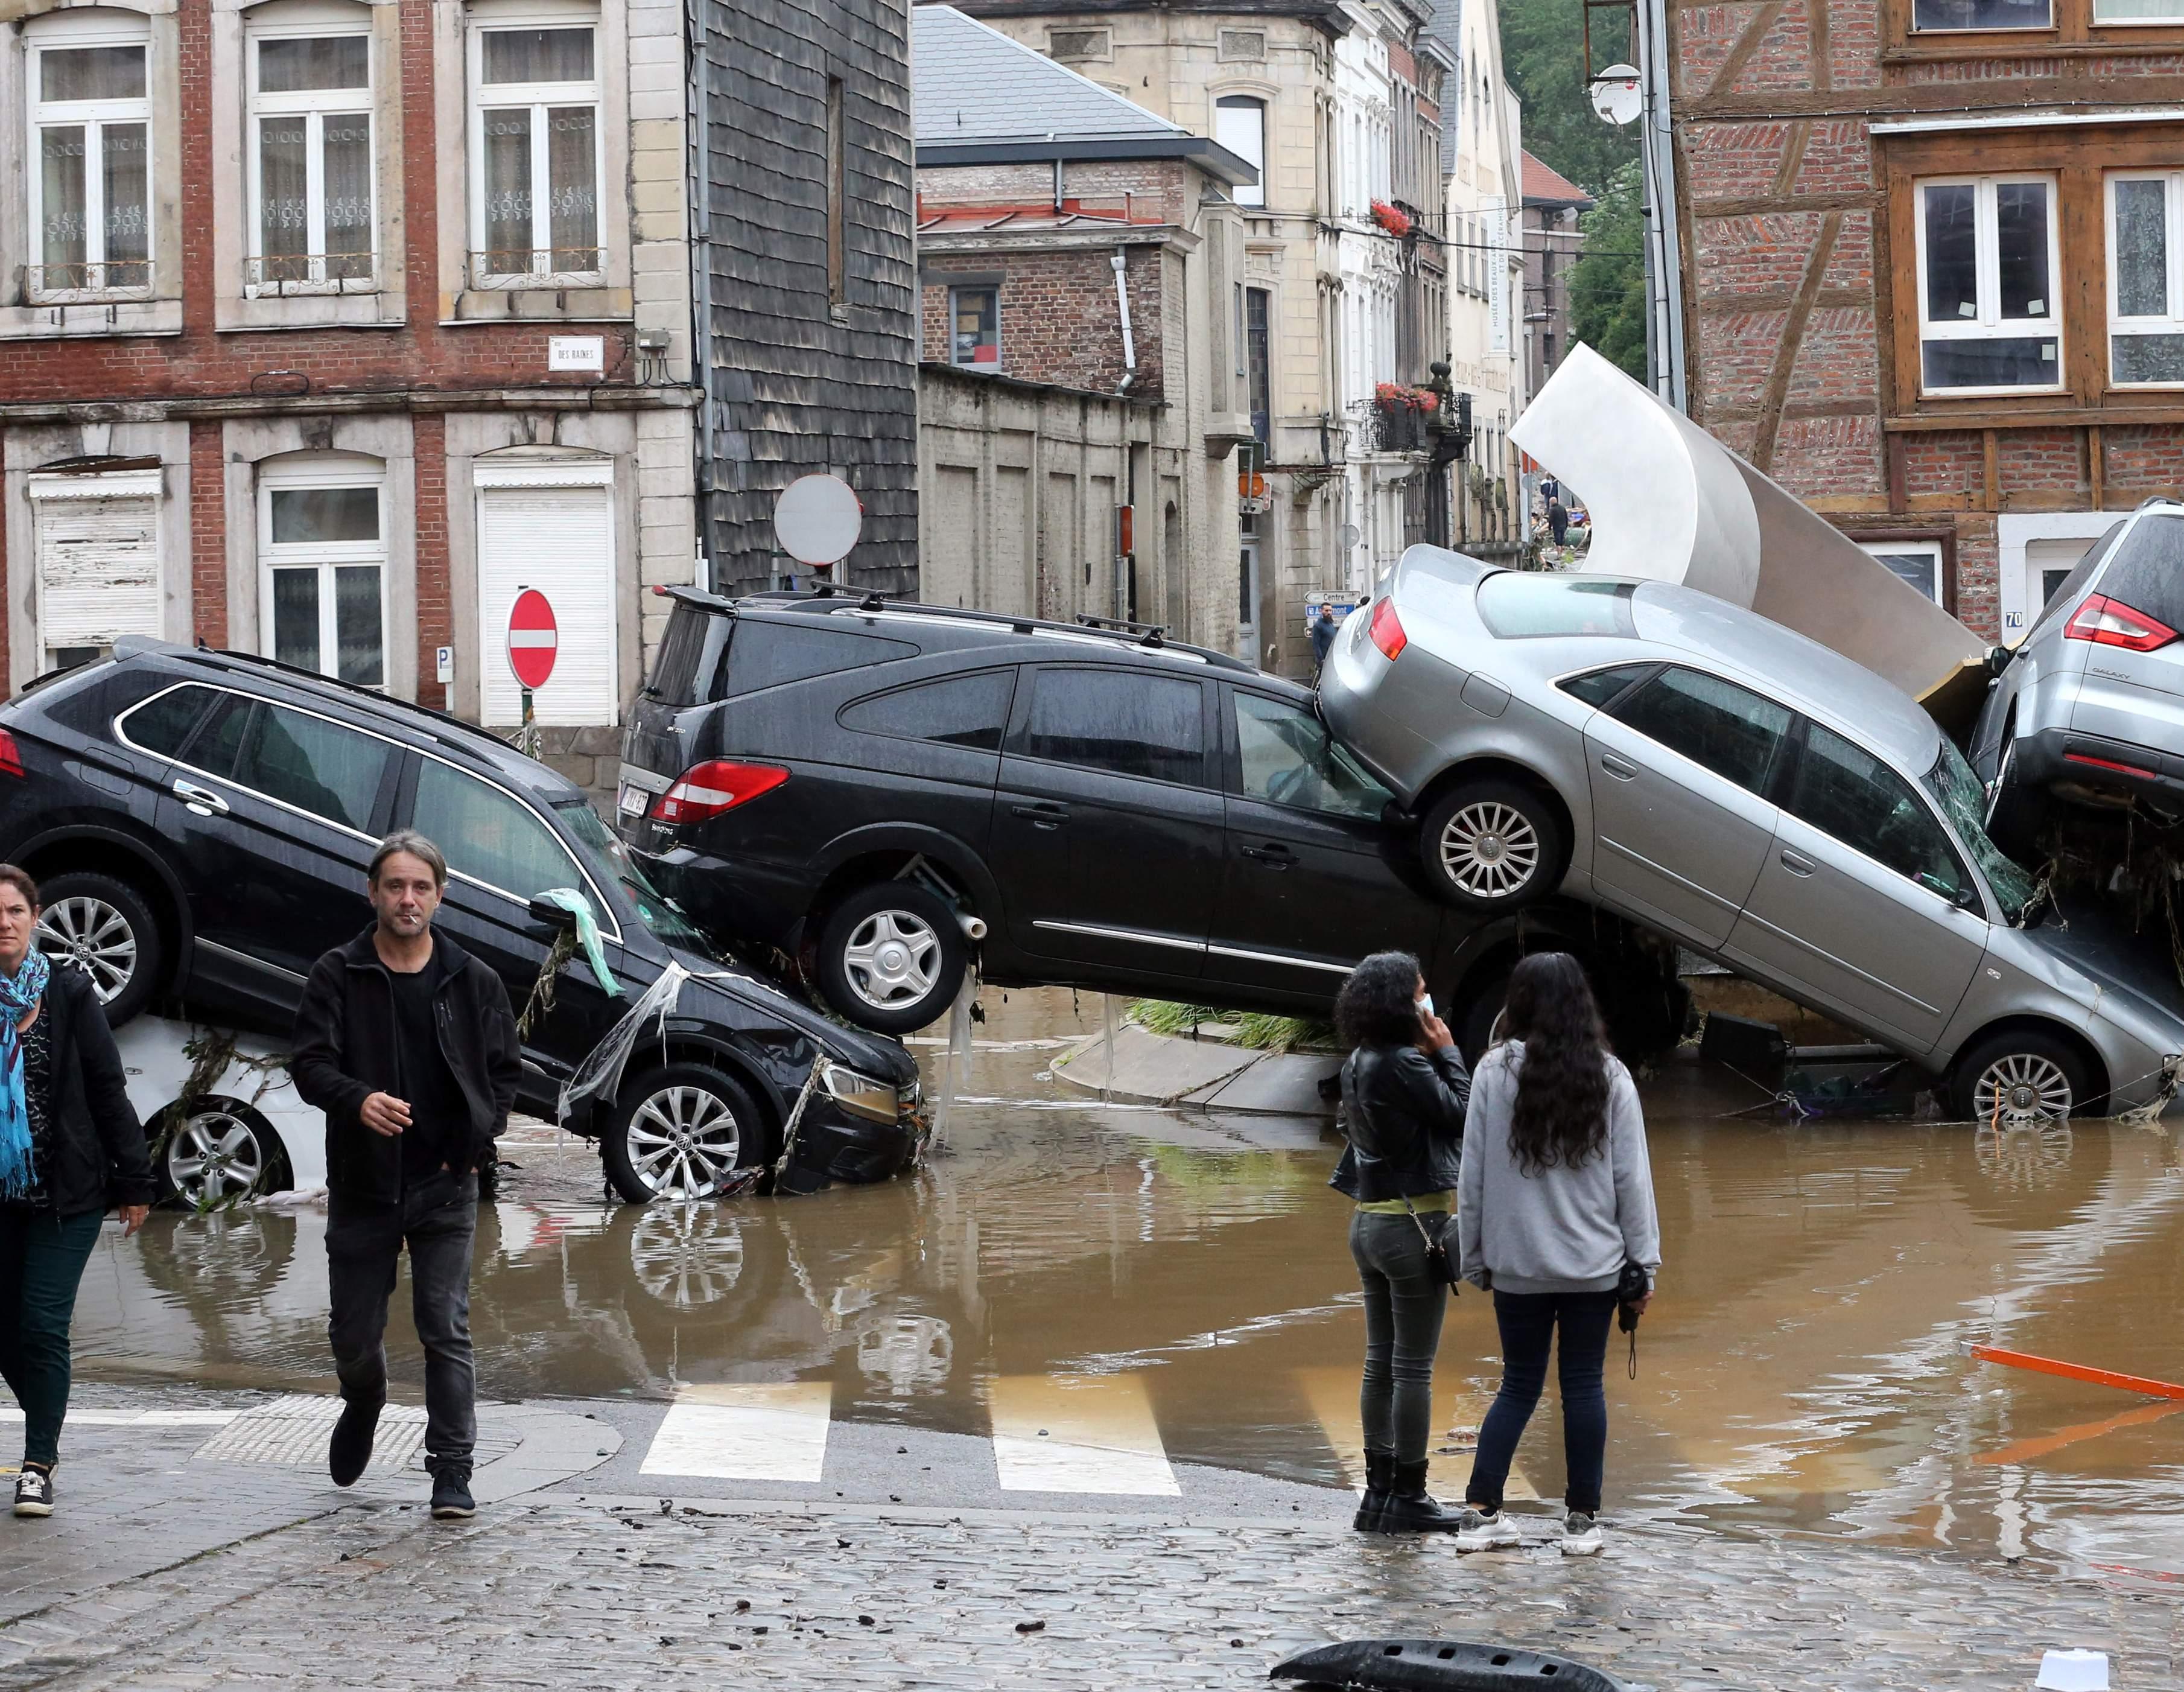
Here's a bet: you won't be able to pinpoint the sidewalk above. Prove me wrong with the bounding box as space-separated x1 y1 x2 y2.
0 1393 2171 1690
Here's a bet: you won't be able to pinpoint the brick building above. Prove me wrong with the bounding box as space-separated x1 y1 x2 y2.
1519 151 1590 402
911 5 1253 649
1662 0 2184 637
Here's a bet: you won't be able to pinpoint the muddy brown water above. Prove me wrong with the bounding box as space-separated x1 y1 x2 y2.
69 990 2184 1577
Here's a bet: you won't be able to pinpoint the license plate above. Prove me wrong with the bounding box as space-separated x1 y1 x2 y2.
618 782 649 819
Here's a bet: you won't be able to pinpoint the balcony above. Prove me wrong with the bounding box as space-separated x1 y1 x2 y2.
24 261 153 305
468 247 606 290
245 254 377 298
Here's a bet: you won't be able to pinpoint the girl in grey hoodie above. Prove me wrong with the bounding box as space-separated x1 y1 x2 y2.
1454 952 1659 1557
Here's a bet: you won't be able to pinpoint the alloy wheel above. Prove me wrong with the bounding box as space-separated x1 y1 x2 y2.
628 1204 746 1308
1438 801 1542 901
37 896 138 1004
1972 1052 2075 1125
841 910 943 1011
166 1109 267 1207
625 1085 743 1199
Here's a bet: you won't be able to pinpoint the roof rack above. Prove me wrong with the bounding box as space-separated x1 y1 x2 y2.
739 592 1255 672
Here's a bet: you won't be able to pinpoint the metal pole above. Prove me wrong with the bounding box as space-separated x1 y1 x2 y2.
521 687 537 759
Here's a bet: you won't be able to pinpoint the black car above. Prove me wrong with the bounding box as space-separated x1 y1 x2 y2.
0 638 923 1202
617 590 1684 1057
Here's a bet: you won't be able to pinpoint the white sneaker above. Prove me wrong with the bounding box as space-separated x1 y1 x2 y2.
1560 1511 1603 1556
1453 1507 1520 1551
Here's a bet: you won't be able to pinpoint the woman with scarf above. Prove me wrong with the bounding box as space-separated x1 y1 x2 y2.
0 865 151 1518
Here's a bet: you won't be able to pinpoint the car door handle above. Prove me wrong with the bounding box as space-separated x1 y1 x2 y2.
173 779 229 817
1599 752 1639 780
1240 842 1295 867
1011 801 1070 829
1780 848 1816 876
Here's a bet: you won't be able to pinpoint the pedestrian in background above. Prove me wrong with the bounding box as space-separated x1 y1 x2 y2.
294 832 519 1520
1455 952 1659 1557
1309 602 1338 678
1548 497 1570 547
1331 950 1469 1533
0 865 151 1519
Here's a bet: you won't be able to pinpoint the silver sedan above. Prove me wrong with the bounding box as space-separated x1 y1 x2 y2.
1320 546 2184 1121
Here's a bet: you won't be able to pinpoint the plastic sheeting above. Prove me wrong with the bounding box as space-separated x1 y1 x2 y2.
554 959 687 1125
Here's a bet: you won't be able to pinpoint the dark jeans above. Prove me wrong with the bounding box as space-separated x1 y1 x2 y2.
0 1208 101 1469
326 1169 478 1475
1350 1208 1450 1465
1465 1289 1617 1515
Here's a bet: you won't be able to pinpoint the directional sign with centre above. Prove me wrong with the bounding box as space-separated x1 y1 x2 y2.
507 587 559 690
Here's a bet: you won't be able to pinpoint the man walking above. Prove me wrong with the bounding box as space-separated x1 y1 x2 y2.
293 832 519 1519
1309 602 1338 677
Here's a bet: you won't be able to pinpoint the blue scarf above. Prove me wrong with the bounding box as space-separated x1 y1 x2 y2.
0 950 52 1198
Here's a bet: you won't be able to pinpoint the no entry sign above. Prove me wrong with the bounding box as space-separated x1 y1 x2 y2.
507 588 559 690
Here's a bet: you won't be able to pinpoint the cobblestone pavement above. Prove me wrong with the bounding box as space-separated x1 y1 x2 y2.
0 1402 2174 1691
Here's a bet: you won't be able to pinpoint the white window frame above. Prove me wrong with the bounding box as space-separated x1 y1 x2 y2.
466 11 605 288
24 16 154 304
256 455 390 689
2106 170 2184 389
1858 539 1947 605
1216 95 1267 209
1913 173 2065 397
2092 0 2184 21
245 15 378 297
948 282 1000 368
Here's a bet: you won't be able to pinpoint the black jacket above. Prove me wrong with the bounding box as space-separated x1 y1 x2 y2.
1330 1042 1469 1203
291 927 521 1203
28 961 153 1216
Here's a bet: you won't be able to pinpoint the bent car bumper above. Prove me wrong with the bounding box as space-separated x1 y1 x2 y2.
779 1096 921 1189
630 841 814 950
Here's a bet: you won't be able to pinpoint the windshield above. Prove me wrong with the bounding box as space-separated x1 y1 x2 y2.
1923 740 2037 924
555 801 714 953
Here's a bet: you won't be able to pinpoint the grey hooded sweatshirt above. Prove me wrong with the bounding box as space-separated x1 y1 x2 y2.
1456 1041 1661 1296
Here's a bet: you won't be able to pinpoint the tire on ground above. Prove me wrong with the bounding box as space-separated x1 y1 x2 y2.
602 1061 769 1204
1947 1026 2096 1125
813 881 968 1035
36 870 165 1028
1417 778 1567 914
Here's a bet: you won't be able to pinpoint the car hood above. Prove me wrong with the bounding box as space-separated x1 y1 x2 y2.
2017 906 2184 1029
668 948 919 1083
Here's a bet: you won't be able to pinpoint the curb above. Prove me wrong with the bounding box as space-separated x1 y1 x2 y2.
1052 1022 1341 1117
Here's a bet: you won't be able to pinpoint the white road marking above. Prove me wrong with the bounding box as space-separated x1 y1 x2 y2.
639 1382 833 1483
989 1374 1180 1496
0 1408 240 1428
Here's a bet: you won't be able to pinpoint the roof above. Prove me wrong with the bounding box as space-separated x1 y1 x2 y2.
1521 151 1593 208
911 7 1259 186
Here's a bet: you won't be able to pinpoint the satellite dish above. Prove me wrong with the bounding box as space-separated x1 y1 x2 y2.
1591 65 1642 127
774 474 863 568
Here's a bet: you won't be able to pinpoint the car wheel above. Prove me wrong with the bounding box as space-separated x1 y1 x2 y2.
1455 970 1509 1065
1420 780 1566 912
603 1062 767 1204
1949 1030 2094 1126
156 1102 284 1209
36 871 163 1027
814 882 967 1034
1984 739 2048 862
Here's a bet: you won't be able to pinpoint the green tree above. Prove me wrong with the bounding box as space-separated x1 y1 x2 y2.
1567 158 1648 380
1497 0 1637 197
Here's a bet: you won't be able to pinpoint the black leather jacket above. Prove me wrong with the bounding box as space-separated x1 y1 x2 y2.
1330 1042 1470 1203
30 961 153 1216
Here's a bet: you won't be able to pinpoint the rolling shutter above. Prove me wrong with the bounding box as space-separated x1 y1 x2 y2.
475 470 617 726
28 471 162 665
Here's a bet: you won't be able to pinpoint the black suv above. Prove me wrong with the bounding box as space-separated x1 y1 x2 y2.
0 638 922 1201
618 591 1684 1055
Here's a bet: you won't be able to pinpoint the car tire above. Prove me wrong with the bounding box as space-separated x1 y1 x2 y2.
602 1061 769 1204
1455 970 1509 1065
814 882 967 1035
1419 779 1566 912
36 871 163 1028
1948 1029 2095 1126
154 1100 286 1210
1985 739 2048 862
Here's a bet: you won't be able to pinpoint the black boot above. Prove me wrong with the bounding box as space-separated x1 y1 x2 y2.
329 1395 383 1488
1380 1459 1462 1533
1353 1451 1394 1532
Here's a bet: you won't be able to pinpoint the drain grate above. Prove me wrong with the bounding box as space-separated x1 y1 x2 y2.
193 1395 429 1472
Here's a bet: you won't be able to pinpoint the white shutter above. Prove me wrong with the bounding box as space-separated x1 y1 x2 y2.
475 480 617 726
30 480 161 662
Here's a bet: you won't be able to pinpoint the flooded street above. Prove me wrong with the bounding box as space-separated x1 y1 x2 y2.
69 990 2184 1580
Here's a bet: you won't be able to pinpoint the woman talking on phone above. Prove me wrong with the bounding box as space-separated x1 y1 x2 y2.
1330 950 1470 1533
1455 952 1659 1557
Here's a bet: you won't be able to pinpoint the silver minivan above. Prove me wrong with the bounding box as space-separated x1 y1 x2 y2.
1321 545 2184 1122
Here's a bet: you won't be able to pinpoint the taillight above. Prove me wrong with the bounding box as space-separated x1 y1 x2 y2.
0 731 24 779
1370 597 1408 661
649 760 789 825
2064 594 2179 652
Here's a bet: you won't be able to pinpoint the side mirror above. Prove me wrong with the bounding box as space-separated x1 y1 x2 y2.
527 895 580 931
1984 644 2016 678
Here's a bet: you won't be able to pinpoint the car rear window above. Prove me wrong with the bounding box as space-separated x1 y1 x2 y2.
840 671 1015 751
2093 512 2184 632
118 684 218 759
648 603 734 706
1476 574 1637 639
1558 664 1653 709
726 621 919 696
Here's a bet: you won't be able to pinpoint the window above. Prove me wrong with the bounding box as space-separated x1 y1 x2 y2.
1557 664 1654 709
1925 742 2034 921
248 24 374 293
1216 96 1266 208
2097 0 2184 16
950 285 998 366
1243 287 1272 446
726 623 917 695
1789 724 1971 904
469 20 600 283
1023 669 1203 785
1913 0 2049 27
27 468 162 670
840 672 1015 751
180 692 256 780
413 759 579 901
2086 510 2184 629
1477 574 1637 638
235 702 388 832
2107 173 2184 386
1915 176 2061 393
118 685 218 760
259 460 386 687
1233 692 1388 819
825 75 845 311
26 22 152 299
649 604 734 707
1614 667 1792 797
1858 539 1946 604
